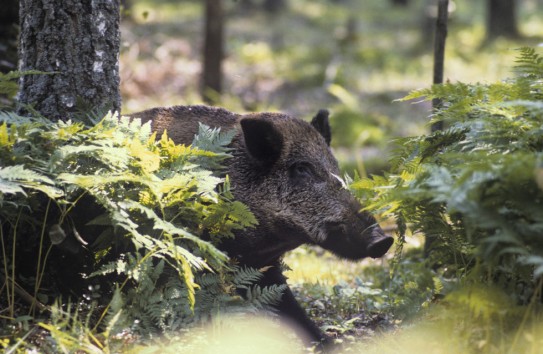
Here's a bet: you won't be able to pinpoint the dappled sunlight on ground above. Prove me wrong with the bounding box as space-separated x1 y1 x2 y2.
285 246 388 285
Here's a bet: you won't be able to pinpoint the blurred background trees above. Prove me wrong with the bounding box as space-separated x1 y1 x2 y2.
0 0 18 74
486 0 520 40
0 0 19 106
4 0 538 172
4 0 536 123
202 0 224 103
119 0 541 174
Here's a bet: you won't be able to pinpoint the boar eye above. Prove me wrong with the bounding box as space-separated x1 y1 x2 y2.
289 162 316 182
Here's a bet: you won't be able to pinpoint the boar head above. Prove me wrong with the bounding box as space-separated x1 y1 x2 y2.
229 110 393 263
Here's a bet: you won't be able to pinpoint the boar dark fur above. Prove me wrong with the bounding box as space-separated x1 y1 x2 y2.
131 105 393 346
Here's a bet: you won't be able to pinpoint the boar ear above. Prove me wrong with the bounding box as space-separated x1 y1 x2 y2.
240 118 283 165
311 109 331 146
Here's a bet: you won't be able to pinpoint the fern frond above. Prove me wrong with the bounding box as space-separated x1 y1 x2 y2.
191 123 236 155
190 123 236 171
514 47 543 78
0 165 62 198
246 284 287 309
233 267 264 289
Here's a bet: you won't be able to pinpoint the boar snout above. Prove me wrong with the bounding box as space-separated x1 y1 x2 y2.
320 221 393 260
366 228 394 258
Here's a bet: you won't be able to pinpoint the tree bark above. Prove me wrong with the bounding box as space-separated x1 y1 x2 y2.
486 0 519 40
201 0 224 104
18 0 121 120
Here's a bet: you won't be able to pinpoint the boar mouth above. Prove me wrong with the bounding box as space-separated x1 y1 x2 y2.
320 222 393 260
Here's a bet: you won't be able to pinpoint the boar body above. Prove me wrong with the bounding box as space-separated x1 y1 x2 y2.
131 105 393 345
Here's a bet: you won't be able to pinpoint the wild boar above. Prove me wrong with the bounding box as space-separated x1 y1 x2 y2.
131 105 393 346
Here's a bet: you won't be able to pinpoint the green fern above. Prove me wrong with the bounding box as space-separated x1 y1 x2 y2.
233 266 264 289
245 284 287 310
0 107 267 344
191 123 236 155
514 47 543 78
190 123 237 171
352 47 543 305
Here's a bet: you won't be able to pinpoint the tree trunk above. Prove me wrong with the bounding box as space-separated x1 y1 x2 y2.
18 0 121 120
486 0 519 40
0 0 19 74
201 0 224 104
420 0 437 51
425 0 449 258
431 0 448 132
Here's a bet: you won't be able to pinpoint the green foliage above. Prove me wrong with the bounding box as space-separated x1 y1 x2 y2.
0 110 275 348
197 265 286 316
352 47 543 303
99 260 286 335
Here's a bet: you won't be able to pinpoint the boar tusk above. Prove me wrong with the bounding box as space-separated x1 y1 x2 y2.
331 173 347 189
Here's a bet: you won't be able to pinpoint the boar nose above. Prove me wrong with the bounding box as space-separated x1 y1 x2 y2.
366 231 394 258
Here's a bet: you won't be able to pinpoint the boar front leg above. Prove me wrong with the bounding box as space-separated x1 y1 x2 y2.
259 262 331 348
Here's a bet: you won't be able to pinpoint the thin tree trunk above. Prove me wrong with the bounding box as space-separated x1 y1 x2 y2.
425 0 449 259
201 0 224 104
431 0 448 133
18 0 121 120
